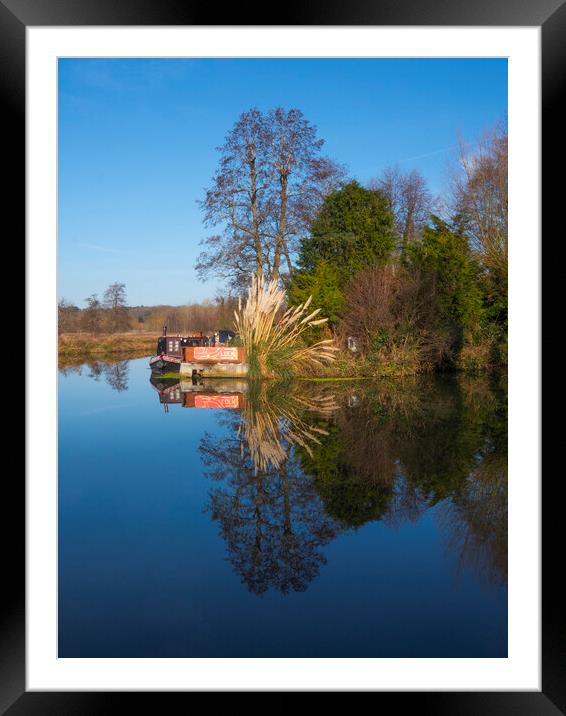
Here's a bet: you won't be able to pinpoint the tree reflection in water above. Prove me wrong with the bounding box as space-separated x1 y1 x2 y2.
434 375 508 587
88 360 130 391
199 383 341 595
59 359 130 392
199 374 507 595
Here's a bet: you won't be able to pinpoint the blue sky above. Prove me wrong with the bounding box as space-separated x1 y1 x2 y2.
58 58 507 306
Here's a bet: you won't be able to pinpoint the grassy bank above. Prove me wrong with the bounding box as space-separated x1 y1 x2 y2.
294 342 506 380
58 332 157 364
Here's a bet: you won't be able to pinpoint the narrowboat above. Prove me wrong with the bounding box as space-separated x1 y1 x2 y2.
149 326 209 374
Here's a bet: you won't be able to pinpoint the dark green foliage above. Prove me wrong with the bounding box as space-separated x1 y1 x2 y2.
287 260 344 327
482 266 508 362
295 374 507 544
405 216 485 362
300 421 395 528
298 181 396 277
288 181 396 335
367 329 391 364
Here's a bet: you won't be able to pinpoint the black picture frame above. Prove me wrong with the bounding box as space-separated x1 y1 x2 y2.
5 0 556 710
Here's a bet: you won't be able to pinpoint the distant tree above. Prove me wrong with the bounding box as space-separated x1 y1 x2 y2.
58 299 80 334
214 294 239 330
297 181 395 281
196 107 344 290
371 166 437 252
81 294 102 334
103 282 127 310
103 282 130 333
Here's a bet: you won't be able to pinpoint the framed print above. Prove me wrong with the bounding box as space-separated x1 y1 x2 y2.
4 0 558 710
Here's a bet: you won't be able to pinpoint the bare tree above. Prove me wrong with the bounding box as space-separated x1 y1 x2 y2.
451 124 508 281
135 297 239 334
102 360 130 392
371 166 436 251
197 107 344 290
340 264 400 353
81 294 102 335
58 299 80 334
103 282 127 310
266 107 345 281
103 282 130 332
197 108 272 290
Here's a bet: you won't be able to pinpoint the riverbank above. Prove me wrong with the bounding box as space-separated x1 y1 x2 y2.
58 332 505 378
58 332 156 365
294 348 506 380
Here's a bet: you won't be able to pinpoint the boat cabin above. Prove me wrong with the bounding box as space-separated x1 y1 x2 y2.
218 329 236 344
156 331 209 358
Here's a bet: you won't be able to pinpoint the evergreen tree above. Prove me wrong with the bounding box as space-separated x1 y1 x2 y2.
287 260 344 328
405 216 484 357
297 180 395 279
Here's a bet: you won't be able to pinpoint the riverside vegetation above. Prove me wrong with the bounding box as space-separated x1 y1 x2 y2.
59 109 507 380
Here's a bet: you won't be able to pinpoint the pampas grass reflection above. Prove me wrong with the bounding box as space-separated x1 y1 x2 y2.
241 383 338 473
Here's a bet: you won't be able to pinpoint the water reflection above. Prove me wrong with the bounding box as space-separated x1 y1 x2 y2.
199 385 341 595
151 372 507 595
60 359 130 392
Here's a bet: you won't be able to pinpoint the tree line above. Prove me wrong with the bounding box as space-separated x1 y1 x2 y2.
58 282 239 336
198 108 507 372
60 107 508 372
58 282 130 335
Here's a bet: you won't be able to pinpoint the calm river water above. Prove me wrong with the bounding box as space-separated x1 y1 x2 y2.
58 357 507 657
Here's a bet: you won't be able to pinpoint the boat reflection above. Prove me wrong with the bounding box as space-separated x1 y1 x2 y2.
149 375 247 411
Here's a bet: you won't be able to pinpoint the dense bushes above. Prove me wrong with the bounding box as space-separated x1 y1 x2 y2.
288 154 507 376
337 263 450 376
